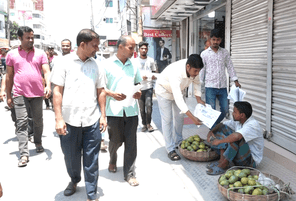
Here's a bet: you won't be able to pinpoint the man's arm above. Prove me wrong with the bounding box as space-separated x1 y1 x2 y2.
97 87 107 133
225 52 241 88
206 123 224 142
53 85 67 135
105 88 126 101
211 132 243 146
195 95 205 105
5 66 14 108
186 110 202 125
42 63 51 99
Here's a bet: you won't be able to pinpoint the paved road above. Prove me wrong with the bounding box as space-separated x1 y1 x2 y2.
0 101 205 201
1 98 295 201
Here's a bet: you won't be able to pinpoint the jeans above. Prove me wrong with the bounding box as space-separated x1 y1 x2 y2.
14 96 43 157
156 95 184 153
205 87 229 129
107 114 138 180
138 88 153 126
60 120 101 200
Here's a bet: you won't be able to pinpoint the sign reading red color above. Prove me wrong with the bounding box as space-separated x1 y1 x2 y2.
143 30 172 38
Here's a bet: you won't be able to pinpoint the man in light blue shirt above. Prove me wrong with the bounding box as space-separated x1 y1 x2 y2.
103 36 142 186
206 101 264 175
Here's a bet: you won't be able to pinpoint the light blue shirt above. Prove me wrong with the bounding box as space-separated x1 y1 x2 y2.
223 116 264 166
103 55 142 117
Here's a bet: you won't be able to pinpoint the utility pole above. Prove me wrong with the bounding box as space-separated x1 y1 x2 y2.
7 0 10 45
90 0 94 30
137 0 143 42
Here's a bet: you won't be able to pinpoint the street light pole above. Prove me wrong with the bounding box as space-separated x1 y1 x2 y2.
90 0 94 30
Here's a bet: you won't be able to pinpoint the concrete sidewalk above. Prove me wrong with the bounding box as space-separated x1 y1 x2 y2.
0 97 295 201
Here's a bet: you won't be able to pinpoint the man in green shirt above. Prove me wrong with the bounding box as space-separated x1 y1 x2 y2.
103 36 142 186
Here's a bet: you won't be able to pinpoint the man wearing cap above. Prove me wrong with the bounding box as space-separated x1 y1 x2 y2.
6 26 51 167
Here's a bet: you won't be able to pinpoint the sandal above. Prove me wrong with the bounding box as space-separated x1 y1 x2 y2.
18 156 29 167
206 161 219 169
168 150 181 161
36 145 44 153
127 176 139 187
206 166 227 175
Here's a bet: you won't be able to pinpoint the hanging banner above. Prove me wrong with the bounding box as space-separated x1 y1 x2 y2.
143 30 172 38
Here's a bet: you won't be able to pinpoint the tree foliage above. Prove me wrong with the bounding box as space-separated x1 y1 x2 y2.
5 16 19 40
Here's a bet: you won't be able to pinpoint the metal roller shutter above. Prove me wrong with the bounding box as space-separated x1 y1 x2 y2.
272 0 296 154
230 0 268 128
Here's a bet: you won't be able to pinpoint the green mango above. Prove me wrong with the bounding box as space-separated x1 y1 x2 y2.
253 175 259 180
252 188 263 195
219 175 227 183
262 188 269 195
238 172 247 179
241 177 249 185
225 171 233 179
220 180 229 186
228 175 238 184
248 179 256 186
242 169 251 176
234 181 243 187
244 186 254 194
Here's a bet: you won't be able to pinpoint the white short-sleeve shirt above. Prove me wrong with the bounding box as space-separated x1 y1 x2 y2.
223 116 264 166
51 53 106 127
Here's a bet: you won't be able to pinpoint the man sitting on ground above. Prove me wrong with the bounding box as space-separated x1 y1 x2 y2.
206 101 264 175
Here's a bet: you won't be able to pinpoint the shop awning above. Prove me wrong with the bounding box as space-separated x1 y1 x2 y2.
152 0 213 21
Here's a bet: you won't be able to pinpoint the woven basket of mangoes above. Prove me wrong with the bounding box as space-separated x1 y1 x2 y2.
217 167 294 201
178 135 219 162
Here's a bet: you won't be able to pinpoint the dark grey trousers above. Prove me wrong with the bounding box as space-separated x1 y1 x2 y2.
107 114 138 180
14 96 43 157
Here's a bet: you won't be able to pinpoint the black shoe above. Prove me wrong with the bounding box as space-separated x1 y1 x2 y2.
64 182 77 196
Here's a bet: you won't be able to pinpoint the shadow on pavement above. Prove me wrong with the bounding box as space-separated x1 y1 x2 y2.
54 186 104 201
3 136 18 144
9 148 53 160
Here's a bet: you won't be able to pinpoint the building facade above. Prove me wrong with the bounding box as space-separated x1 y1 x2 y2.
152 0 296 156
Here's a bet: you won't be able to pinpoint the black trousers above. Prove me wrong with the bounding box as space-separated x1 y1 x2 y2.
107 113 138 180
138 88 153 126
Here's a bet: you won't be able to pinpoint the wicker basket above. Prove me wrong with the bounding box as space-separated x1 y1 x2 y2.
217 168 286 201
178 142 219 162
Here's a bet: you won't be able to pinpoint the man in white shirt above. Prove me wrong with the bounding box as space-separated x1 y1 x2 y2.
132 41 157 132
51 29 107 201
206 101 264 175
155 54 204 161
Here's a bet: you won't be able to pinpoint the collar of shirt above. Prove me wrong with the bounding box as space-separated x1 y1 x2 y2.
112 54 132 67
72 53 94 63
208 46 221 53
18 45 35 53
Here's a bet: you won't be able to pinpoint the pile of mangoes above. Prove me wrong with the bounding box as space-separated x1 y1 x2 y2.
180 135 211 152
219 169 271 195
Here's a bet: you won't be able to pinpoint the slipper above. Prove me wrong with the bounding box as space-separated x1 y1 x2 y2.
206 161 219 169
127 176 139 187
18 156 29 167
36 145 44 153
108 164 117 173
168 150 181 161
206 166 227 175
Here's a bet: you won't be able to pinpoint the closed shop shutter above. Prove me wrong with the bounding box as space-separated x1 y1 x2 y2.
230 0 268 128
272 0 296 154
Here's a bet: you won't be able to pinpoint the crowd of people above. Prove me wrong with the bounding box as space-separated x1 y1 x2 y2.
0 27 264 201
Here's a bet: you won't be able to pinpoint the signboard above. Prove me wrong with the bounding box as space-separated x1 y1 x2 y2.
0 38 9 48
143 30 172 38
108 40 117 46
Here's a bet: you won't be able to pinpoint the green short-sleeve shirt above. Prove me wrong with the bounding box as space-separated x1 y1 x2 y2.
103 55 142 117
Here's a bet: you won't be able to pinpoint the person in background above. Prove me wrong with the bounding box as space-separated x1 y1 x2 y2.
103 35 142 186
206 101 264 175
0 47 8 72
61 39 72 56
155 54 204 161
155 39 172 73
51 29 106 201
132 41 156 132
6 26 51 167
200 29 241 129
